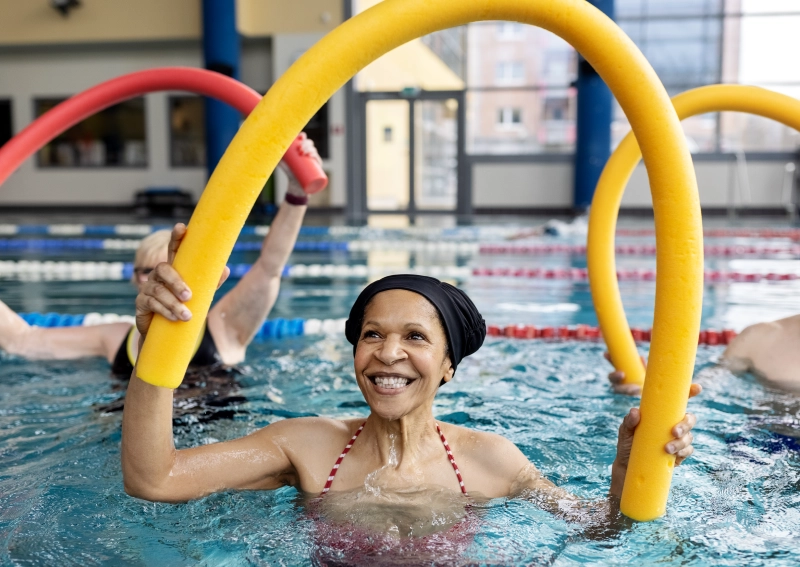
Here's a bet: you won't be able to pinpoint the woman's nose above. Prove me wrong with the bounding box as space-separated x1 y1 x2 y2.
375 335 407 366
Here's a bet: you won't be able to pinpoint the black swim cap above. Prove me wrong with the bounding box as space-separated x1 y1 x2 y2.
344 274 486 372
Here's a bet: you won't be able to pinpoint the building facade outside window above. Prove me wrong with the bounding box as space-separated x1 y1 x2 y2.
467 22 577 155
35 97 147 167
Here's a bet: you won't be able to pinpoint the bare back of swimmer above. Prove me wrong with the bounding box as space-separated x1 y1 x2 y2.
721 315 800 391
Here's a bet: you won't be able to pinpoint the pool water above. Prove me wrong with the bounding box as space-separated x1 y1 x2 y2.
2 222 800 566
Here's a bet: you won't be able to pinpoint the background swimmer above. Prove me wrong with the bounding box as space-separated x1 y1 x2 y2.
0 137 322 377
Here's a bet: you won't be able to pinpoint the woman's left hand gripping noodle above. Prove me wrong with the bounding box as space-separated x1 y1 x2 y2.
134 223 230 341
608 398 699 499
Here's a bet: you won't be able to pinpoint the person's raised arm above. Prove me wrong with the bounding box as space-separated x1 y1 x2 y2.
121 225 296 502
207 137 323 365
0 298 129 362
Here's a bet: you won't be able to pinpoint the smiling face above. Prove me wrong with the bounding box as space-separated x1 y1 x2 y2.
354 289 454 421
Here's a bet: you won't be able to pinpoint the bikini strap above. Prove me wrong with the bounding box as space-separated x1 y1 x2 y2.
320 421 468 496
436 422 468 496
321 421 366 495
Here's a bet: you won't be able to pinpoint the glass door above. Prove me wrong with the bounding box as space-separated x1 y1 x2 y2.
363 91 465 216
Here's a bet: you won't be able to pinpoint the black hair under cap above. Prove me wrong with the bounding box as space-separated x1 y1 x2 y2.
344 274 486 372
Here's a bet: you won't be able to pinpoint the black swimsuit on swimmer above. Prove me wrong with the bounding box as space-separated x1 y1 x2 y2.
110 323 222 378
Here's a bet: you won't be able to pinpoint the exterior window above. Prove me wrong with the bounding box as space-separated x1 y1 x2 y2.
495 61 525 85
0 100 11 147
496 22 524 40
170 96 206 167
497 107 522 127
35 97 147 167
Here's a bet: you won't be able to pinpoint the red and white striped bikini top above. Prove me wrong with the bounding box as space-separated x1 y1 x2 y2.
321 421 468 496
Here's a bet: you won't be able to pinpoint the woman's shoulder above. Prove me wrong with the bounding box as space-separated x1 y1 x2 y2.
262 416 365 445
438 421 531 492
438 421 524 460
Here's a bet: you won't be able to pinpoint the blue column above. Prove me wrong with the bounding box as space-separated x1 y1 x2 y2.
573 0 614 211
202 0 241 178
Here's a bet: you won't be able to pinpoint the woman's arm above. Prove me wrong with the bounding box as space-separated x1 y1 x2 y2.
0 299 129 362
207 140 322 365
121 243 295 502
122 374 296 502
501 408 695 521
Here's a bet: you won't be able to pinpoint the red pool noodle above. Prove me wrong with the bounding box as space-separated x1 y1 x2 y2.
0 67 327 191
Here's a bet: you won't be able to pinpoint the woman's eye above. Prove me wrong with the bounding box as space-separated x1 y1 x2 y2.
408 332 425 340
362 330 380 339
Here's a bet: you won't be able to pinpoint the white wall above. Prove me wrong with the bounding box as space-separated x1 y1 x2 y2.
471 158 795 210
620 159 793 208
272 33 347 208
472 162 573 208
0 41 273 207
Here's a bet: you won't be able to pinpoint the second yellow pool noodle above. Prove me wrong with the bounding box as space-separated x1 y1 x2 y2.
589 84 800 519
135 0 701 522
589 85 800 388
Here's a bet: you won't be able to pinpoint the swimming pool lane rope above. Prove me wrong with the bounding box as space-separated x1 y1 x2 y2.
16 311 736 346
2 223 800 240
1 259 797 283
2 237 800 259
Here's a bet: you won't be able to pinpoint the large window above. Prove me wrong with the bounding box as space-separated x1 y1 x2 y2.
352 0 800 157
0 100 11 147
36 97 147 167
615 0 800 153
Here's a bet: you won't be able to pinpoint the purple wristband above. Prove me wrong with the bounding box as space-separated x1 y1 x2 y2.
285 192 308 206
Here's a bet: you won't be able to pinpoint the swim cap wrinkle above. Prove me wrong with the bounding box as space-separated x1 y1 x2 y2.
345 274 486 371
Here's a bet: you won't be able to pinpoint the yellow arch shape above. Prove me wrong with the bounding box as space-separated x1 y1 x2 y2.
589 84 800 388
136 0 702 522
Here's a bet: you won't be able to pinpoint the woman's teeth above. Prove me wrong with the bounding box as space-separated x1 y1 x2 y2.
374 376 410 389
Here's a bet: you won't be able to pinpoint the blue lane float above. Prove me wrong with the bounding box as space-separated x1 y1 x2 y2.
19 311 341 340
0 223 507 239
0 238 350 253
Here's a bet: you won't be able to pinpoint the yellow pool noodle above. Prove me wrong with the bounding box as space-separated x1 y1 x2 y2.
135 0 701 522
589 84 800 519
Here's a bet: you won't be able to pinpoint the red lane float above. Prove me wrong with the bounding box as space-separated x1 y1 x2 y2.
487 324 737 346
470 267 800 282
0 67 327 191
508 227 800 241
479 243 800 258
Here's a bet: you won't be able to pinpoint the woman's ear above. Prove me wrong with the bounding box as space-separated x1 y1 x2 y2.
442 361 455 384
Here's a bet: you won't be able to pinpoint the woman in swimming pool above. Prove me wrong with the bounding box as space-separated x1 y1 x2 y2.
122 235 697 529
